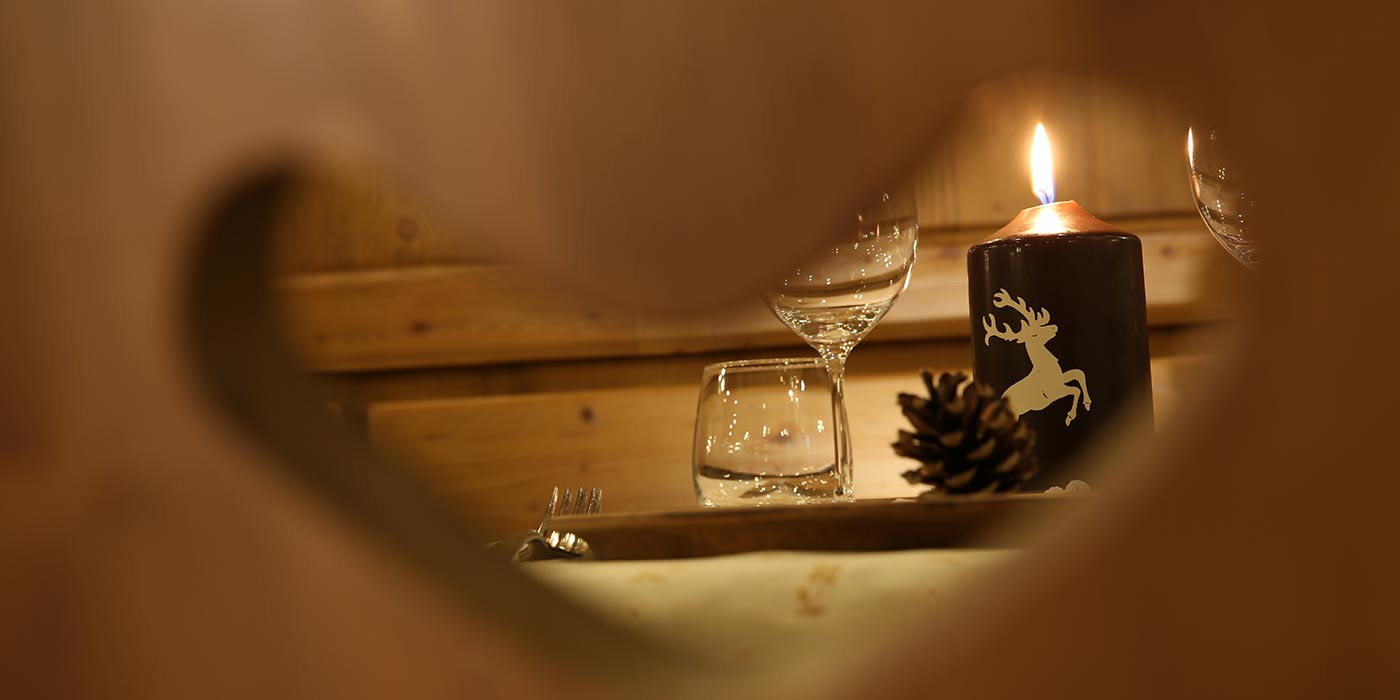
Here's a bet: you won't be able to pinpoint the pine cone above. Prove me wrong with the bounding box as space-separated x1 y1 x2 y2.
893 370 1038 495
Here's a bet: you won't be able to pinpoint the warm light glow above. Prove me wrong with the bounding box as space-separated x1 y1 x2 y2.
1029 206 1068 233
1031 123 1055 205
1186 127 1195 169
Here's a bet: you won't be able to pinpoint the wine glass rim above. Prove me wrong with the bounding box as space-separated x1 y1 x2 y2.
701 357 824 373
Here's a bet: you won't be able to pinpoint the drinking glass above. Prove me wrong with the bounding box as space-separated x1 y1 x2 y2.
692 358 841 507
762 191 919 500
1188 127 1259 268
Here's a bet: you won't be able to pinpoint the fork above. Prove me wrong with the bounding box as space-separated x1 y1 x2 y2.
541 486 603 523
511 486 602 561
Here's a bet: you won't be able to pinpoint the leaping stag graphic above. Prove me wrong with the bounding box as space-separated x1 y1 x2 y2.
983 289 1092 426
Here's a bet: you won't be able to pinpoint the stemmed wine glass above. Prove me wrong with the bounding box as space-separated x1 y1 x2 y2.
763 191 919 500
1188 127 1259 268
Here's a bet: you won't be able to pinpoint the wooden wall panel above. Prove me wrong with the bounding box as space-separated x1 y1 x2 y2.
914 73 1194 229
271 170 489 274
368 338 1215 536
311 334 988 409
279 217 1234 372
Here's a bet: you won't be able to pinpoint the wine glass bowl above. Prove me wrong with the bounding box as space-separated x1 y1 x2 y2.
1188 128 1259 268
762 191 919 500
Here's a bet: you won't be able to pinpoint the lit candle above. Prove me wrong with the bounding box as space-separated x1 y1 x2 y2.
966 124 1153 488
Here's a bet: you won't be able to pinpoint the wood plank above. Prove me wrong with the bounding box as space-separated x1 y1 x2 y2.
311 323 1223 407
270 169 491 274
545 496 1078 560
371 384 702 536
368 347 1215 536
311 333 986 408
914 72 1195 230
280 216 1237 372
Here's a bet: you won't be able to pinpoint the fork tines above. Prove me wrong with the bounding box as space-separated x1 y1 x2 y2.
555 487 603 517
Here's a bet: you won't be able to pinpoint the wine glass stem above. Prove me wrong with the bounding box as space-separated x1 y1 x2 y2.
824 356 854 500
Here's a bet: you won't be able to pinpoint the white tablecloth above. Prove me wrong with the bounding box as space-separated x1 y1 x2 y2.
527 549 1012 666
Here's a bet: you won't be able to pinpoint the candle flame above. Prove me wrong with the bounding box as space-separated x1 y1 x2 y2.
1186 127 1195 169
1029 205 1068 233
1031 123 1055 205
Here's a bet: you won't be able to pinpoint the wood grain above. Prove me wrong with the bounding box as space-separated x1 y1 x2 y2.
271 169 490 274
914 72 1195 229
369 347 1214 535
546 496 1080 560
278 217 1233 372
306 323 1224 407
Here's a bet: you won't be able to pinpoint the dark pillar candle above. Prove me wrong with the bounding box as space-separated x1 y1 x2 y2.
966 200 1152 490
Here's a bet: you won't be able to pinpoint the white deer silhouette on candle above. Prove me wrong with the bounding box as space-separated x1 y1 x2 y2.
982 289 1092 426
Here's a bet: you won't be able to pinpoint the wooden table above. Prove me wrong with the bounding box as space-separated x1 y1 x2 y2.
548 495 1077 560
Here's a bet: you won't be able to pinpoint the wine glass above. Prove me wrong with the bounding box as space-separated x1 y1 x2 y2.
762 191 919 500
1188 127 1259 268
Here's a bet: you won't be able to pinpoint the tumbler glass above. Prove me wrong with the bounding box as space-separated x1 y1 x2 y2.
692 358 842 507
